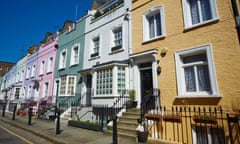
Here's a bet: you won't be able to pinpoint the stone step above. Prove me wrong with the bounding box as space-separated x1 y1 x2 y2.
118 121 138 128
104 129 136 141
118 125 137 135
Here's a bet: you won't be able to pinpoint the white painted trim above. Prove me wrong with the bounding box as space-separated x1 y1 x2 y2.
174 44 219 97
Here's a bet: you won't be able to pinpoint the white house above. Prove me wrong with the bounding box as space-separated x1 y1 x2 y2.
80 0 132 106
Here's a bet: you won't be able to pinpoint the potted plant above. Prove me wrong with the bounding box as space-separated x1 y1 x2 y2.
111 45 121 52
90 52 99 58
163 114 182 123
126 89 137 108
136 119 148 142
192 115 217 125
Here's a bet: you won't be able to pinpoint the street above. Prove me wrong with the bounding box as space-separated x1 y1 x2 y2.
0 124 30 144
0 122 53 144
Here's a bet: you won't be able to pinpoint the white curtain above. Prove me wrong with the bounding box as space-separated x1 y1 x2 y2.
184 67 196 91
148 16 155 38
197 65 211 91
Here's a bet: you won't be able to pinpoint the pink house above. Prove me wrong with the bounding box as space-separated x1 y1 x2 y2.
36 32 58 107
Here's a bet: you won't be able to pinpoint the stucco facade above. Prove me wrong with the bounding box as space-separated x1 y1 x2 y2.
81 0 132 106
24 45 39 102
54 18 86 107
36 33 57 105
15 55 28 102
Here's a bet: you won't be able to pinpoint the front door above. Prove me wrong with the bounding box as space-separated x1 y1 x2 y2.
86 74 92 106
140 63 154 110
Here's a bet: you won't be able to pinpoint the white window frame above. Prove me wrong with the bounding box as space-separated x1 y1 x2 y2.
59 49 67 69
42 81 49 98
70 44 80 66
96 68 113 96
68 23 76 32
174 44 219 97
26 67 30 79
39 60 45 75
59 75 76 96
31 64 36 78
47 56 53 73
111 26 123 49
192 125 224 144
142 6 165 42
182 0 218 29
27 85 32 99
91 36 100 57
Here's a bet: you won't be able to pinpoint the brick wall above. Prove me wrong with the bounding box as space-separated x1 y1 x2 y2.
131 0 240 111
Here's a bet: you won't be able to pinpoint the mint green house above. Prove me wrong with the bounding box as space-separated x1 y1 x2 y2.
54 17 86 115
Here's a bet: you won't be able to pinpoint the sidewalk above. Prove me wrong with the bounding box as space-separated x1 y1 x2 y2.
0 112 137 144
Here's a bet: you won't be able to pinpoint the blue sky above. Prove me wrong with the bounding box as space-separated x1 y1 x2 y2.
0 0 92 63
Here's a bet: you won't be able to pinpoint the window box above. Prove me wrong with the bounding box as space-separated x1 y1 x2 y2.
193 115 217 125
68 120 102 131
90 52 99 58
163 114 182 123
111 45 122 52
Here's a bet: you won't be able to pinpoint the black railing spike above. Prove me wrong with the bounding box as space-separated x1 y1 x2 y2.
193 107 196 113
219 106 222 112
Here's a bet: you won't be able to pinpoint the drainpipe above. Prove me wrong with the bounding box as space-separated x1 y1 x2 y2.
231 0 240 41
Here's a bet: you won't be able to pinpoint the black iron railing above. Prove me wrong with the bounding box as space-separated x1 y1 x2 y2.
143 105 240 144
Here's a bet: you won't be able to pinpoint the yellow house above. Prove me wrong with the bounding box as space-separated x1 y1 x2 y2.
131 0 240 143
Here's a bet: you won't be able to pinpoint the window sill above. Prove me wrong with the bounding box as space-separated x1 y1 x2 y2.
70 63 79 67
109 48 124 55
142 35 166 44
184 18 219 32
173 95 222 105
46 71 52 75
59 95 75 97
58 67 65 71
89 56 100 61
39 74 44 77
92 95 116 99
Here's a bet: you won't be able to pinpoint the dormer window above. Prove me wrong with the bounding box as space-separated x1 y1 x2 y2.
68 23 76 32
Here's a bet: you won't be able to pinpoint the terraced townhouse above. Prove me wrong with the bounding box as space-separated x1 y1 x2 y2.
131 0 240 143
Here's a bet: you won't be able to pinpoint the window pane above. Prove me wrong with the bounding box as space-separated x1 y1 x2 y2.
155 13 162 36
189 0 200 24
183 54 206 63
184 67 196 91
200 0 212 21
60 76 66 95
148 16 155 38
67 77 75 95
197 65 211 91
96 68 113 95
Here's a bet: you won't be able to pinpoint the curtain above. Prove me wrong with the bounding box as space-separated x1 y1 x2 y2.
148 16 155 38
200 0 212 21
197 65 211 92
189 0 200 24
184 67 196 91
